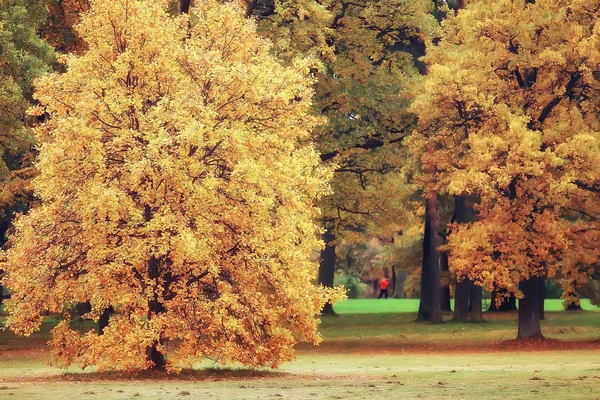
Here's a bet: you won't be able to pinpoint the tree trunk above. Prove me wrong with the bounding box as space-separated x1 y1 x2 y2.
416 194 443 323
180 0 191 13
538 277 545 320
142 206 167 369
489 289 517 311
451 195 482 321
318 223 336 315
0 220 9 308
566 290 582 310
517 276 544 339
391 266 397 297
440 250 452 312
146 341 166 370
470 284 483 322
566 281 582 310
146 253 167 369
98 306 113 335
453 278 472 321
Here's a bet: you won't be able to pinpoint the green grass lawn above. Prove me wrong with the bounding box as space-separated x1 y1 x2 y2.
1 299 599 399
332 298 600 314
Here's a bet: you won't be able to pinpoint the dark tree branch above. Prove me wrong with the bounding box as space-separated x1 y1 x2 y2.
332 0 349 28
320 135 406 161
186 270 210 287
529 71 581 130
574 180 600 194
337 206 374 216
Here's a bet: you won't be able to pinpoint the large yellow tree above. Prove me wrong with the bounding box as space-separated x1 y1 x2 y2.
410 0 600 337
2 0 341 371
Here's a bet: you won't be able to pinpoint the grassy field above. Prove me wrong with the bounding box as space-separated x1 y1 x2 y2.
332 298 600 314
1 299 599 399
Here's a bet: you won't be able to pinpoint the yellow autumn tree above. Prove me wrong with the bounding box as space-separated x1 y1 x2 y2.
410 0 600 337
1 0 343 371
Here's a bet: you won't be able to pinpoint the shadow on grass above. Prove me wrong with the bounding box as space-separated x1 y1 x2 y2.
297 337 600 355
53 367 290 382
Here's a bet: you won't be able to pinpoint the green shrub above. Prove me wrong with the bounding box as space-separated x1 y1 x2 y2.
545 279 563 299
334 270 368 299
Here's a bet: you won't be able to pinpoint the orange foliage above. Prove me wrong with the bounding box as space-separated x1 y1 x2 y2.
410 0 600 298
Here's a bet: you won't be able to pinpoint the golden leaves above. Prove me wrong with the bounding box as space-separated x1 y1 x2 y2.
2 0 342 371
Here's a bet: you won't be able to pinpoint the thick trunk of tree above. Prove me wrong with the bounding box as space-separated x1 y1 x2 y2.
538 277 545 320
318 224 336 315
98 306 113 335
451 195 482 321
146 251 167 369
566 282 582 310
0 220 9 308
416 194 443 323
470 284 483 322
489 290 517 311
147 341 166 370
453 278 472 321
566 292 582 310
440 250 451 312
517 276 544 339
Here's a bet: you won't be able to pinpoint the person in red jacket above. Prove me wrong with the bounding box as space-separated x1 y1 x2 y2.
378 278 390 299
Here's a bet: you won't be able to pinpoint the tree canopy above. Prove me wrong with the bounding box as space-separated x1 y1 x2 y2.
410 0 600 312
0 0 54 210
2 0 342 371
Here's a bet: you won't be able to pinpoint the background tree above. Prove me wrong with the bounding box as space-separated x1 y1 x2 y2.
410 0 600 337
2 0 343 371
0 0 55 303
255 0 438 314
41 0 90 54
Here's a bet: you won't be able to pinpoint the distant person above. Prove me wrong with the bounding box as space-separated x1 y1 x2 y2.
378 278 390 299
